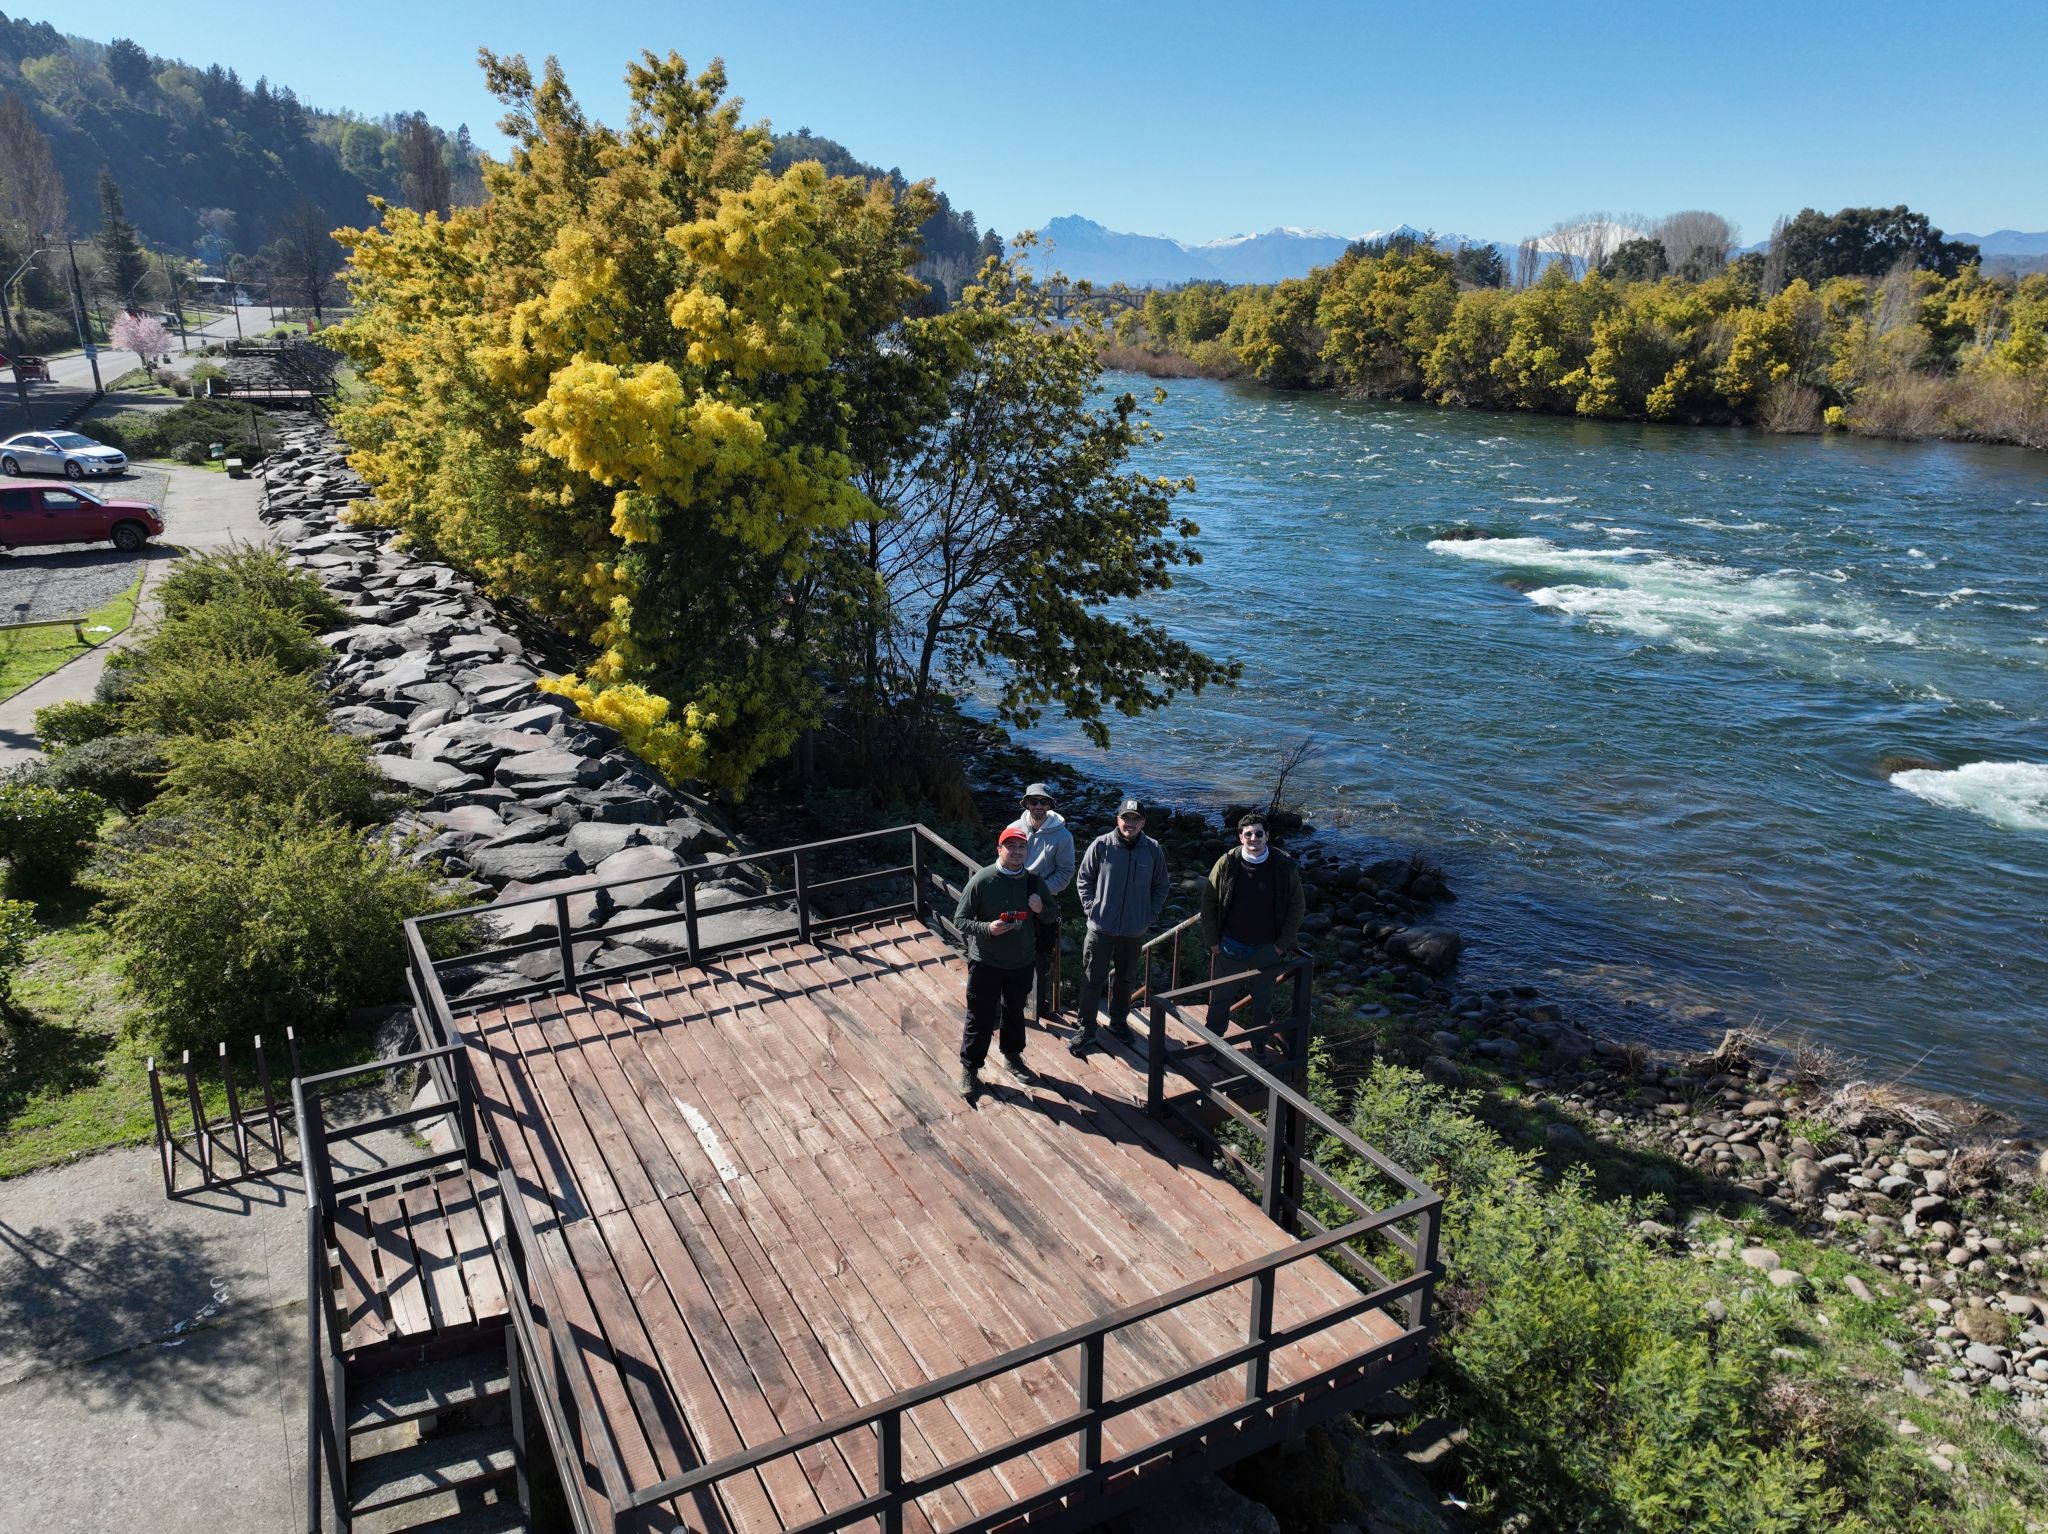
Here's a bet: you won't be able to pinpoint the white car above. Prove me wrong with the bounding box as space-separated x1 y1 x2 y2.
0 431 129 480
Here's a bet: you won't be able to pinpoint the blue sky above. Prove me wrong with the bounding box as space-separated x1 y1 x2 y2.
48 0 2048 245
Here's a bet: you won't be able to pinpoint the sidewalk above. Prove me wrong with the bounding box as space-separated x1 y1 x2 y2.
0 1146 309 1533
0 462 269 771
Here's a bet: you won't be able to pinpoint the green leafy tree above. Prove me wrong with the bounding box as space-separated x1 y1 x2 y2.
1317 243 1458 396
829 252 1237 772
1451 243 1507 289
1228 275 1325 387
1772 205 1978 284
1600 236 1669 283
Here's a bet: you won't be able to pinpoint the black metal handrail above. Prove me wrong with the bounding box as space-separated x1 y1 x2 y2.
392 822 1438 1534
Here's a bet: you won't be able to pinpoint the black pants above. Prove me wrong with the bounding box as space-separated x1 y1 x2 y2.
962 961 1033 1068
1032 916 1060 1018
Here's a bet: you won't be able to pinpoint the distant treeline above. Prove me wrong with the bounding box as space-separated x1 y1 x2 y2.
1107 208 2048 451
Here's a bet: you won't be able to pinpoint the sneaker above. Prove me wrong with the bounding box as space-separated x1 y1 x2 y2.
1106 1020 1136 1047
1067 1026 1097 1057
957 1063 979 1098
997 1053 1038 1086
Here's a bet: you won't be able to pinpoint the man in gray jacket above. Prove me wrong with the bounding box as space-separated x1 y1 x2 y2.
1070 797 1170 1055
1006 783 1075 1020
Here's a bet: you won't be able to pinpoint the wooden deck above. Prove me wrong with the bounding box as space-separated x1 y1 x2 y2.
332 1169 509 1354
454 916 1409 1534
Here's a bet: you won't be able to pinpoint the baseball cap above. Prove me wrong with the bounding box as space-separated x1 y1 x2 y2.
997 826 1029 846
1117 797 1144 817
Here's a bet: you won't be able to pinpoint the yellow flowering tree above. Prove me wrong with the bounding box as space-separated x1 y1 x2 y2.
333 50 927 789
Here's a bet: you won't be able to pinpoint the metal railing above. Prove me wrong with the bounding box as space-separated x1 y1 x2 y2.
378 822 1439 1534
147 1030 302 1196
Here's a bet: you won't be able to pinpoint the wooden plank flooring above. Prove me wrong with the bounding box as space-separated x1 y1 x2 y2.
458 917 1408 1534
335 1170 510 1354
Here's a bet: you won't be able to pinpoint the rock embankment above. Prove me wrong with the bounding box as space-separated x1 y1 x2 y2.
257 421 786 997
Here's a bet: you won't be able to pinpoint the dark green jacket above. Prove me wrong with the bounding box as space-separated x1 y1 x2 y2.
954 863 1057 967
1199 848 1306 953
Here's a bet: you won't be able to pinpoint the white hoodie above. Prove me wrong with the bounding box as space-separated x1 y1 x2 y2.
1004 807 1075 896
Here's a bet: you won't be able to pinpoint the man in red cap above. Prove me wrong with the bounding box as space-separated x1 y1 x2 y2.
951 825 1060 1097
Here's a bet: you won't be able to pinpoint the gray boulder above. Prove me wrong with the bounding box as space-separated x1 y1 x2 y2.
374 754 482 796
496 749 610 793
593 845 687 909
468 840 587 884
1383 926 1463 977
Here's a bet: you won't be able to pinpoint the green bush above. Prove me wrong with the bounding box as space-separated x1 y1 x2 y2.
41 732 167 816
93 650 147 707
156 544 349 633
158 713 384 825
33 700 122 751
121 649 325 740
90 399 267 465
144 592 331 676
175 439 207 462
0 781 105 892
0 896 34 1027
104 816 452 1049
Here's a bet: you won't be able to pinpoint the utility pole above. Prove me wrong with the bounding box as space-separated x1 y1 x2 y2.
65 236 104 392
162 247 189 353
227 255 244 340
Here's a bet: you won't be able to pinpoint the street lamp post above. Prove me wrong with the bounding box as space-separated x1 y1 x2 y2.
64 238 104 393
1 245 47 424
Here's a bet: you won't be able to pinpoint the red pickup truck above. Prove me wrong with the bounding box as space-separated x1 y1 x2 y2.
0 353 52 381
0 481 163 552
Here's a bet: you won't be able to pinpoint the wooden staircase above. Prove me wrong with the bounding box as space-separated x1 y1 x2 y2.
344 1346 524 1534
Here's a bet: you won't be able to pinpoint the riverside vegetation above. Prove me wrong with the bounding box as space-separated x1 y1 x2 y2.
1102 226 2048 450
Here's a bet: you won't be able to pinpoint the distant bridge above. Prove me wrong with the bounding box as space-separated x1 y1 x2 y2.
1039 282 1147 320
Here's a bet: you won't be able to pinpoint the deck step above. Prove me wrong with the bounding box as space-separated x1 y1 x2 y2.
349 1426 517 1517
354 1498 528 1534
349 1353 511 1435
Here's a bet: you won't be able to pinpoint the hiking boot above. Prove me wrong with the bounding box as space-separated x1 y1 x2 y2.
997 1053 1038 1087
957 1063 979 1098
1067 1026 1097 1057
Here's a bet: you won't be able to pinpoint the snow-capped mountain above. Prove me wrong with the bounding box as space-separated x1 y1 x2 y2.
1020 216 1500 288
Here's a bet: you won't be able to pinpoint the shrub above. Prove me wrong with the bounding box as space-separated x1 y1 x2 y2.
0 896 34 1027
0 781 105 892
94 650 147 707
89 399 267 466
158 713 384 825
156 543 349 633
41 732 167 816
175 439 208 463
121 649 325 740
104 816 453 1050
33 700 122 751
144 591 331 675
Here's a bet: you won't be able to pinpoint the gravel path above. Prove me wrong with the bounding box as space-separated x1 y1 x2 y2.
0 467 171 623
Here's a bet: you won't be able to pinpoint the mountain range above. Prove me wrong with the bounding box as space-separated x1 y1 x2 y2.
1022 215 2048 290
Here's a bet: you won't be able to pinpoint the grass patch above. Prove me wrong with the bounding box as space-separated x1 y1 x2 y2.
0 884 383 1179
0 571 145 701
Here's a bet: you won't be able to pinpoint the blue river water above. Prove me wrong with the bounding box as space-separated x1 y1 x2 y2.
992 375 2048 1120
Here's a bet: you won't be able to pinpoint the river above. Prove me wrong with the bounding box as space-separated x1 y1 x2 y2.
994 375 2048 1121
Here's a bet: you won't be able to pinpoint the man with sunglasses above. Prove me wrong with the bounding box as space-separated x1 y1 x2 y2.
1199 812 1306 1049
1007 783 1075 1020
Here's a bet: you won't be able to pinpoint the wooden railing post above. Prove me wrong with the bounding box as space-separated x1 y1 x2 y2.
878 1408 903 1534
793 849 812 945
146 1057 176 1197
181 1051 211 1187
1078 1332 1105 1481
1244 1271 1275 1403
909 830 926 922
1146 1000 1167 1117
555 893 577 990
220 1041 250 1178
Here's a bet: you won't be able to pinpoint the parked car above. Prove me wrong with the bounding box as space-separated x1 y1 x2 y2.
0 430 128 480
0 481 163 552
0 352 52 381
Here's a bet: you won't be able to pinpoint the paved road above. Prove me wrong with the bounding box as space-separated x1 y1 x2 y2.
4 306 281 433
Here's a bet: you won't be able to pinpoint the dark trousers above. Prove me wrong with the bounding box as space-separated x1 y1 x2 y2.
962 961 1033 1068
1078 927 1145 1032
1208 939 1283 1038
1031 916 1060 1018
